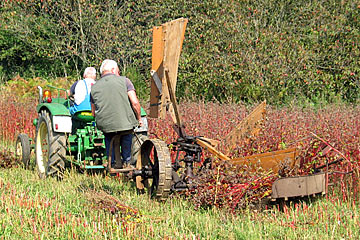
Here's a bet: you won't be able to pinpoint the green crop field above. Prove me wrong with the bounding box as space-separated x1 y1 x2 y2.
1 165 359 239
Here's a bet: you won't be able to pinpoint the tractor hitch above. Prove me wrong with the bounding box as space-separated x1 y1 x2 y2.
108 165 154 179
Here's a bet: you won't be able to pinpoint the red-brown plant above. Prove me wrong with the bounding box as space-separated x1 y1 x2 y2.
0 92 359 211
148 102 360 210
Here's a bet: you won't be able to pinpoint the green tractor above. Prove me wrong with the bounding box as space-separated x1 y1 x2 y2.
16 85 149 179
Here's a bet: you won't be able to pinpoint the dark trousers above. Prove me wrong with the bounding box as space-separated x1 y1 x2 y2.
104 132 133 165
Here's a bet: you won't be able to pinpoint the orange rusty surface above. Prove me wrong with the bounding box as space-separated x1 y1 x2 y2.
195 139 230 161
149 18 188 120
230 148 299 174
149 26 165 118
151 26 164 70
223 101 266 155
160 18 188 120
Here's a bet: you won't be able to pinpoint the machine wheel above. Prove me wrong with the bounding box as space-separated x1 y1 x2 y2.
15 133 31 167
35 110 66 179
136 139 172 200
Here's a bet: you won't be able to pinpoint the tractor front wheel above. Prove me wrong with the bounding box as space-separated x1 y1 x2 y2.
15 133 31 168
35 110 66 179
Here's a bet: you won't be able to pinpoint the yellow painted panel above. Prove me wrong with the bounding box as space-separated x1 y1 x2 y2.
230 148 299 174
222 101 266 154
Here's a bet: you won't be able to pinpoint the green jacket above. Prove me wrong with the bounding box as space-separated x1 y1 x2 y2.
90 74 138 133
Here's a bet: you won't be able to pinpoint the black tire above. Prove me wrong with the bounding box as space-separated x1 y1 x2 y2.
15 133 31 167
136 139 172 200
35 110 66 179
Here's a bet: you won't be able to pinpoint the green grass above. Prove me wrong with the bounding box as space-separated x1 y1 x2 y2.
0 164 359 239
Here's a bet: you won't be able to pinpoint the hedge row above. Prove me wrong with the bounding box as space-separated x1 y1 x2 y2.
1 0 359 104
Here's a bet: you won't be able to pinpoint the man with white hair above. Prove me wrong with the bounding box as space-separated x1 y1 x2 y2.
90 59 143 169
69 67 97 114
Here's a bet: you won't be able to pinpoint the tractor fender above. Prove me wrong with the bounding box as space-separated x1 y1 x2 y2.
37 102 72 133
140 107 147 117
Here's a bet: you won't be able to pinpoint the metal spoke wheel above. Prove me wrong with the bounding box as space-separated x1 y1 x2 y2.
136 139 172 200
15 133 31 168
35 110 66 179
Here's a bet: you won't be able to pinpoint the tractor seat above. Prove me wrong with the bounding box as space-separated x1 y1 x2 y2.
73 111 95 122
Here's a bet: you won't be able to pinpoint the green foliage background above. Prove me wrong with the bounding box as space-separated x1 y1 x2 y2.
1 0 359 104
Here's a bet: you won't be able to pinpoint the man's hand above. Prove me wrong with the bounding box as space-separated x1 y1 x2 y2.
138 118 144 127
91 103 96 116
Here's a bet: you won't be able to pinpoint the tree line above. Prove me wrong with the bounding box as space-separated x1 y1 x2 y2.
1 0 359 104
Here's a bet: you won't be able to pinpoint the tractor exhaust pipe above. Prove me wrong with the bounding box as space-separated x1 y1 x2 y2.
37 86 43 103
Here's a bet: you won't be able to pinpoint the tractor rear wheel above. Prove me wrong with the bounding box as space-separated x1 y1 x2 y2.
15 133 31 168
35 110 66 179
136 139 172 200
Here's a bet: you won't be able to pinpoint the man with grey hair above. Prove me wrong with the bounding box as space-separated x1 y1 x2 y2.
90 59 143 169
69 67 97 115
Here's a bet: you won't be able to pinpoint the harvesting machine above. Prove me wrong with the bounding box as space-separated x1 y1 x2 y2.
132 18 327 201
16 18 328 203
